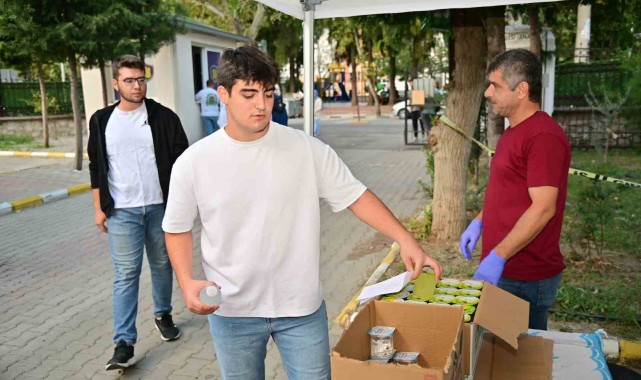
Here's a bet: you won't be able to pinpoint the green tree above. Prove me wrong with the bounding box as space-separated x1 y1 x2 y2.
323 17 360 106
182 0 266 41
350 15 384 112
257 13 303 92
0 0 59 148
44 0 183 170
588 0 641 53
81 0 186 109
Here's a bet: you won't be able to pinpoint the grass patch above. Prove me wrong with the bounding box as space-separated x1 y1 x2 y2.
0 134 43 151
564 148 641 258
556 147 641 339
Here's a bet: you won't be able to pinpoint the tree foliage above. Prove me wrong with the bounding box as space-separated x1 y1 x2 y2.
182 0 267 40
1 0 186 168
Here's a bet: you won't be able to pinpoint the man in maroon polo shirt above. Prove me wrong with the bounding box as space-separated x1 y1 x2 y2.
459 49 571 330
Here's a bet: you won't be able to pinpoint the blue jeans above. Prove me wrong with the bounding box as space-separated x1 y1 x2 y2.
107 204 173 344
202 116 220 135
208 301 330 380
314 119 320 136
498 272 562 330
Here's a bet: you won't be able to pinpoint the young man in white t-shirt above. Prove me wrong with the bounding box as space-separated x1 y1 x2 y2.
162 46 442 380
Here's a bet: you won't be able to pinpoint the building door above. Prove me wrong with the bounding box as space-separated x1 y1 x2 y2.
192 46 203 93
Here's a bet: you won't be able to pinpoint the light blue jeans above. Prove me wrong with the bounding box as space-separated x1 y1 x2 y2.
498 272 562 330
202 116 220 135
314 119 320 136
208 301 330 380
107 204 173 345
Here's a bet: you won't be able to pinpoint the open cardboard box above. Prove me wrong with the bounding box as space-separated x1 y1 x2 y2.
473 332 553 380
331 300 465 380
462 283 530 379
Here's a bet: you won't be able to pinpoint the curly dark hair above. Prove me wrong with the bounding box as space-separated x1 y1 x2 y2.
217 46 279 94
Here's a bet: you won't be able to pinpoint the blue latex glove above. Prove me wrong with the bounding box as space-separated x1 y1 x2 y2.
459 219 482 260
472 250 506 286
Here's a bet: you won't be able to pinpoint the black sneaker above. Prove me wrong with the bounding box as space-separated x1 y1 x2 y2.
105 340 134 370
154 313 180 341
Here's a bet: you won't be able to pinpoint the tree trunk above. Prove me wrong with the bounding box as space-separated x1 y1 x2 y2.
289 56 296 93
68 53 83 171
99 58 108 107
366 76 380 116
366 42 375 106
350 45 358 106
388 47 397 105
246 4 266 41
485 6 506 156
528 6 541 59
410 37 419 79
36 60 49 148
430 10 487 242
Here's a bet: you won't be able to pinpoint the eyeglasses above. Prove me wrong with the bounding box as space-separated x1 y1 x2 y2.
122 77 148 86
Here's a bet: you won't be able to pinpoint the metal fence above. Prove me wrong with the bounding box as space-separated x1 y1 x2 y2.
554 107 641 149
0 82 82 117
555 62 631 108
554 55 640 148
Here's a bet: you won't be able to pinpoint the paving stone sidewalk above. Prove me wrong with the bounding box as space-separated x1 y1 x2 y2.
0 118 429 379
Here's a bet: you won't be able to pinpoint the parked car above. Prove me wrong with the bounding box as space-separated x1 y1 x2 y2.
391 97 445 120
391 100 410 119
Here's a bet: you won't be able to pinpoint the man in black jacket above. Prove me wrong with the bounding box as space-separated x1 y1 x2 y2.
87 54 189 371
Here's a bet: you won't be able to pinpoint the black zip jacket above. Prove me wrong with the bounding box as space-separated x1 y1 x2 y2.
88 98 189 217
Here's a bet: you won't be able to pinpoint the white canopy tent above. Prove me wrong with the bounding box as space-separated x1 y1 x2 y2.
255 0 560 135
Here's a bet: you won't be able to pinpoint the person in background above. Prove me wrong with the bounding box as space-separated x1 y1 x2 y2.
459 48 571 330
272 84 288 126
162 46 442 380
88 54 188 371
195 79 221 136
409 79 425 143
313 89 322 136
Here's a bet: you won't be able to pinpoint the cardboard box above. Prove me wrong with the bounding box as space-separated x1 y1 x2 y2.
410 90 425 106
462 283 530 379
473 332 553 380
332 301 465 380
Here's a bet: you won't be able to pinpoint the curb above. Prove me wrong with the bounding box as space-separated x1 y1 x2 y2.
0 182 91 215
334 242 400 328
0 150 88 159
621 340 641 360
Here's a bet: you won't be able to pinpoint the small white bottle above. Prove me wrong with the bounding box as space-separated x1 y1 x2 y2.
199 286 222 306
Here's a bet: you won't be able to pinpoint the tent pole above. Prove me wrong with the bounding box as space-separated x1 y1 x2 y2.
303 7 315 136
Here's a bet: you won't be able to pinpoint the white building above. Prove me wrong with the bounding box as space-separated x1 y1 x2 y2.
81 19 250 144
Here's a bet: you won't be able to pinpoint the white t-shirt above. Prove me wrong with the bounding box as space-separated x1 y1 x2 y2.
105 103 163 208
195 87 220 117
162 123 366 318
